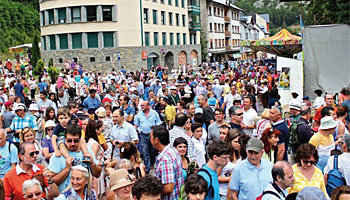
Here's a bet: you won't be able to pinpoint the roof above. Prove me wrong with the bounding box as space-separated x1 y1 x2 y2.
259 14 270 23
211 0 243 11
8 44 32 50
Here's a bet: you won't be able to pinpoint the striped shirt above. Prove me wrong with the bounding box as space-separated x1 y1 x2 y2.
169 126 195 160
10 114 38 131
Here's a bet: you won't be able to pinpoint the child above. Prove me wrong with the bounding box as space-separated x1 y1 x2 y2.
191 122 206 167
52 107 90 160
184 173 208 200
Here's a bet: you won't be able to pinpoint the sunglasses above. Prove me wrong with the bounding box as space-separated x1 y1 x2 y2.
302 160 317 165
67 139 80 143
46 128 54 131
26 191 42 198
127 169 134 174
235 112 243 116
29 151 39 157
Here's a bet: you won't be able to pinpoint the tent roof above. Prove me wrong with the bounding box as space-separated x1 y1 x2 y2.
265 29 301 41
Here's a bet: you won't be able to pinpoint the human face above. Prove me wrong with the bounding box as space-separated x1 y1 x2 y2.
58 114 69 128
329 110 337 120
140 102 149 111
21 144 37 165
215 154 229 167
90 92 96 98
214 111 224 122
81 119 89 131
243 98 251 109
40 94 46 100
187 105 195 115
339 194 350 200
231 137 240 151
176 143 187 157
230 86 236 94
65 134 80 152
269 109 280 122
24 131 35 143
139 194 161 200
24 185 43 200
280 166 295 189
114 184 133 199
219 128 229 141
193 127 203 140
49 110 55 118
71 170 88 193
300 156 317 170
185 119 192 130
233 109 243 123
15 109 25 117
268 134 279 146
325 94 334 106
0 131 7 147
114 112 124 124
188 192 206 200
197 96 204 107
247 150 263 166
46 127 54 136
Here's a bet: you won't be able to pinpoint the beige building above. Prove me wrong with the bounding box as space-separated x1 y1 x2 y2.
39 0 201 71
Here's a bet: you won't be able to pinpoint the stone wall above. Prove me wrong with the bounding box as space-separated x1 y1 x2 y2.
41 44 201 72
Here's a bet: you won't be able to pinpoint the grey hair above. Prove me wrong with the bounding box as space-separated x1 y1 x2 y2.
229 106 242 117
300 105 310 116
71 165 89 179
198 94 207 101
22 179 42 197
343 133 350 152
116 159 134 170
271 106 281 115
0 129 7 137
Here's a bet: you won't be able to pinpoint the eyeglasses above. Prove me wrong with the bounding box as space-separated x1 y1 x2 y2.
235 112 243 116
220 155 230 160
46 128 54 131
15 109 24 112
66 139 80 143
29 151 39 157
26 191 42 198
302 160 317 165
127 169 135 174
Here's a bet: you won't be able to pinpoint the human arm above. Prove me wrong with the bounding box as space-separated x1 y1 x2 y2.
91 142 100 158
217 166 230 183
42 148 53 160
162 183 175 195
51 135 61 157
126 114 134 123
276 143 285 161
228 189 239 200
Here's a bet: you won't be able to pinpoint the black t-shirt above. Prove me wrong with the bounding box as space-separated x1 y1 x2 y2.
203 105 214 130
272 120 290 161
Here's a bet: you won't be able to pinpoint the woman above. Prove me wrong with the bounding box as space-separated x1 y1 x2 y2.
28 76 37 101
255 109 271 138
48 93 59 110
42 106 56 133
218 129 242 200
173 137 191 180
22 179 44 200
287 143 328 198
55 165 96 200
335 106 349 142
107 169 134 200
20 128 46 165
260 127 280 163
183 173 208 200
41 120 56 163
119 142 146 179
176 100 186 114
331 186 350 200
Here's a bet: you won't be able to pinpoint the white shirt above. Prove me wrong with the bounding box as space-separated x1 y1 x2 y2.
243 108 258 136
192 137 206 167
314 96 326 108
224 93 241 117
324 152 350 185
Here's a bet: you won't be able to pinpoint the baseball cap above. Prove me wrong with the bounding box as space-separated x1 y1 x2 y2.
13 103 26 111
4 101 12 108
319 116 337 130
289 103 301 111
246 137 264 153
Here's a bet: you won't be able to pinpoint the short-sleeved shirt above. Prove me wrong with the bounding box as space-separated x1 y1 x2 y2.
134 109 161 134
203 105 214 130
155 144 183 200
169 126 195 160
0 142 18 178
48 148 98 192
271 119 289 161
14 83 24 97
229 158 273 200
10 114 38 132
52 123 66 137
198 164 220 200
41 135 54 162
37 82 48 92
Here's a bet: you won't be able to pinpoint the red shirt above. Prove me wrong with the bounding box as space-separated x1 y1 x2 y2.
313 105 338 122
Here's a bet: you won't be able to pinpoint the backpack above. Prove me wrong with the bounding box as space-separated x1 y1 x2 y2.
326 155 345 196
289 120 305 151
255 191 279 200
197 168 214 198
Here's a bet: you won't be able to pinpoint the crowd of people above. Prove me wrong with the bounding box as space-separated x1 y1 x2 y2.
0 58 349 200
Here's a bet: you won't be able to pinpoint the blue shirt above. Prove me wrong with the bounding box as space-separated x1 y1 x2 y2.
83 96 101 111
37 82 48 92
0 142 18 178
198 164 219 200
229 158 273 200
14 83 24 97
150 84 161 95
110 121 139 159
120 105 136 123
272 119 290 161
134 109 161 134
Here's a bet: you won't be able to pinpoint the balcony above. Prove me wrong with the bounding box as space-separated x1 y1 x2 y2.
225 31 231 37
224 16 230 23
189 22 201 32
225 46 231 50
188 5 200 14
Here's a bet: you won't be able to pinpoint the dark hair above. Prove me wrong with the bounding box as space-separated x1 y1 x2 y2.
214 108 225 115
19 142 34 155
84 120 103 143
174 112 187 127
173 137 187 148
300 105 311 116
44 107 56 121
331 186 350 200
225 129 241 161
337 105 348 118
185 103 194 110
151 125 169 146
40 91 48 96
122 95 130 103
132 175 163 200
120 142 138 160
65 123 82 138
67 101 77 110
184 174 208 195
239 134 251 159
193 113 204 125
177 100 185 109
229 106 241 117
191 122 202 133
260 127 281 154
271 162 288 181
295 143 319 166
207 140 230 159
321 106 335 118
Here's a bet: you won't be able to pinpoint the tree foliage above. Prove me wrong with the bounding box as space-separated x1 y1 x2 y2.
33 59 44 75
305 0 349 25
31 34 40 67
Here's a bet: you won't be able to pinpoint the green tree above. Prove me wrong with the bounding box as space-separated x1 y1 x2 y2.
31 34 40 67
200 30 208 62
47 66 59 82
306 0 349 25
33 59 44 75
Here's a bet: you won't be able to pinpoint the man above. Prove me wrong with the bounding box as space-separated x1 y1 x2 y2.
168 86 180 106
195 80 207 96
270 106 289 161
110 109 138 159
67 101 79 122
119 95 135 123
132 175 163 200
37 91 56 113
228 106 245 134
197 94 214 130
242 96 257 136
83 88 101 118
291 105 313 153
0 129 18 178
324 133 350 185
3 142 59 200
313 93 337 130
208 108 226 142
212 79 223 99
150 79 161 95
261 161 295 200
169 113 195 160
219 124 230 141
228 137 273 200
289 103 301 122
48 123 101 192
1 101 15 130
198 140 230 200
185 103 195 121
221 85 241 119
37 78 48 93
134 101 162 173
14 79 25 103
151 125 183 200
157 82 168 97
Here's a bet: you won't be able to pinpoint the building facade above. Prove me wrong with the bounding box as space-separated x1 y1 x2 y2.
39 0 201 72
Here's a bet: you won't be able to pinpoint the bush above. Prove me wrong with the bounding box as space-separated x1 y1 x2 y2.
33 59 44 75
47 66 59 82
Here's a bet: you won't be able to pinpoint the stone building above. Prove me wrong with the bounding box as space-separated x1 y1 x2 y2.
39 0 201 72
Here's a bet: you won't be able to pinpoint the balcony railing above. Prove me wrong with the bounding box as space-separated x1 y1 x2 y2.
225 46 231 50
225 31 231 37
188 5 200 14
189 22 201 31
224 16 230 23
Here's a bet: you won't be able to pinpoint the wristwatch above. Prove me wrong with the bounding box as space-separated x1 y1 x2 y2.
48 179 54 185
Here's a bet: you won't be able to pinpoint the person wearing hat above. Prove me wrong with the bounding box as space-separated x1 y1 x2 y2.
83 88 101 120
309 116 337 172
302 96 312 106
314 89 325 109
228 137 273 200
1 101 15 130
38 77 48 93
313 93 337 130
289 103 301 122
106 169 134 200
168 85 180 106
41 120 56 163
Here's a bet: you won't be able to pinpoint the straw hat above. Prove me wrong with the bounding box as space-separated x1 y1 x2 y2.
110 169 134 191
95 107 107 118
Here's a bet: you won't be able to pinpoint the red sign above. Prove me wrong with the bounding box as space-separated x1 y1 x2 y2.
142 51 147 59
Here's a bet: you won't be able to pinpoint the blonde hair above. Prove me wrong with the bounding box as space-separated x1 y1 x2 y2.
20 128 35 143
261 109 270 119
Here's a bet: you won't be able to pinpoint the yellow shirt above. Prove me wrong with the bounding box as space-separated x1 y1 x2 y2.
81 130 106 145
165 105 176 123
287 164 328 197
309 132 334 149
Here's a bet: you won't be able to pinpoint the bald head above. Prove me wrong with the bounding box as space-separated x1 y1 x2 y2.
300 105 311 116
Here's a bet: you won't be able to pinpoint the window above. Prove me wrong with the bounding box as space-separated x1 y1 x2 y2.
176 13 179 26
208 7 211 16
152 10 157 24
42 37 46 50
71 7 81 22
152 0 157 2
170 33 174 45
168 0 172 5
144 8 149 23
209 23 212 31
181 0 185 8
145 32 150 46
86 6 97 21
48 10 54 24
182 15 185 27
90 57 95 62
72 33 82 49
161 0 164 3
162 32 166 45
58 8 66 24
175 0 178 7
59 34 68 49
59 58 63 63
49 35 56 50
183 33 186 45
106 56 111 61
154 32 158 46
87 32 98 48
176 33 180 45
103 32 114 48
169 12 173 25
102 6 112 21
161 11 165 25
